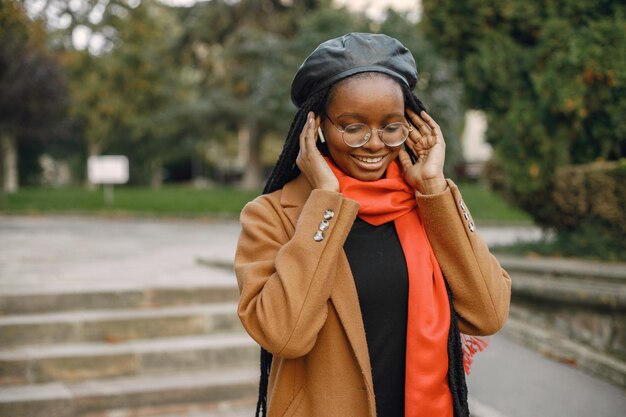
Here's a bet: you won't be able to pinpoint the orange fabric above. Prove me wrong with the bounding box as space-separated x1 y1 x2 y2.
325 158 453 417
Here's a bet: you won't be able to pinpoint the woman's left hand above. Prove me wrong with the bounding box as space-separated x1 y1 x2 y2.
398 109 447 194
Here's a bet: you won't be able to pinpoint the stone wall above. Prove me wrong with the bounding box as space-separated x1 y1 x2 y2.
498 255 626 387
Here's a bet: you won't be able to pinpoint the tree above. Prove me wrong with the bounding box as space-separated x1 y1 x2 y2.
422 0 626 227
180 1 465 188
380 10 465 175
176 0 334 189
0 1 69 192
59 0 193 186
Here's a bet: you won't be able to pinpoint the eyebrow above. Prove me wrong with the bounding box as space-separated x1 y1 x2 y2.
335 112 405 119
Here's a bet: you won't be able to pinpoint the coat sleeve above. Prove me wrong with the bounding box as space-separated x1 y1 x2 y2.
235 189 359 359
415 180 512 336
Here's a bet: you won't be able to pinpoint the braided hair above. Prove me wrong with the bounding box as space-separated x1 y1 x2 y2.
255 73 429 416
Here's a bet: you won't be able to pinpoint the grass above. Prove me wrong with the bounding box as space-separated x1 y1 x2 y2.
5 183 622 261
0 185 262 218
453 182 532 224
0 182 532 224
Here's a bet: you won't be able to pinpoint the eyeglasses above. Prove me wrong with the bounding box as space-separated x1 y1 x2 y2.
326 117 413 148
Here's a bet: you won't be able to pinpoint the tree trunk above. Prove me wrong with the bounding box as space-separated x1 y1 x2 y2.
85 142 102 191
1 132 18 193
150 158 163 189
240 118 263 190
236 124 250 168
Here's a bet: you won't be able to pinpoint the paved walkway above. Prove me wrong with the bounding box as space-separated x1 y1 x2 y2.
0 215 238 293
1 215 624 417
0 215 542 293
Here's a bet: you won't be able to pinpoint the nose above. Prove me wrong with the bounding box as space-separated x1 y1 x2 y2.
362 129 385 151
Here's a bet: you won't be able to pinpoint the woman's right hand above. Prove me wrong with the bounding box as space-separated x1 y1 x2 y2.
296 112 340 192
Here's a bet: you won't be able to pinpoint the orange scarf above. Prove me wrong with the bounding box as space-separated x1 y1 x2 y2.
326 158 453 417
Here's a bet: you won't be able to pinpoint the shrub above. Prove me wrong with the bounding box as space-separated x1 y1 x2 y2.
422 0 626 231
552 160 626 238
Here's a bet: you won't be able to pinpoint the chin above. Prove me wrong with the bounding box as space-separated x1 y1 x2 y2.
351 171 386 181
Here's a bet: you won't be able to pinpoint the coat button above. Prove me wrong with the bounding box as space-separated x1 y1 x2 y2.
314 231 324 241
319 220 330 231
468 221 475 232
460 200 466 211
323 209 335 220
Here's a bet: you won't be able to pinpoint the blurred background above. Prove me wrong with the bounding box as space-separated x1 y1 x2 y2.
1 0 624 259
0 0 625 416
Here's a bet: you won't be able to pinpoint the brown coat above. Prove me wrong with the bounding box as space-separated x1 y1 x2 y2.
235 175 511 417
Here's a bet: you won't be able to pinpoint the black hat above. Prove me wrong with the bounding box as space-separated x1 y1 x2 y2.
291 32 418 108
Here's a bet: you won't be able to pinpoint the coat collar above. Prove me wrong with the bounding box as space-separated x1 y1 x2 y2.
277 175 375 398
279 174 312 208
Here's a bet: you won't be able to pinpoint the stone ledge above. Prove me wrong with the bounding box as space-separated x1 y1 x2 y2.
509 271 626 309
499 255 626 283
501 317 626 388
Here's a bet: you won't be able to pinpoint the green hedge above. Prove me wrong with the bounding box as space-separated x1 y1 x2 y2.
552 160 626 238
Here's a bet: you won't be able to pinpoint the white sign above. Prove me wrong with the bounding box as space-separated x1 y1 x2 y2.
88 156 129 184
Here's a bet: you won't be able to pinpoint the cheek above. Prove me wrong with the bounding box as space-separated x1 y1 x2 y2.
389 147 402 159
325 136 351 159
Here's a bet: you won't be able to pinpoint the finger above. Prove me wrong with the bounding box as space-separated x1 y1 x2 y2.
406 119 423 142
397 148 414 173
408 126 431 153
303 112 316 152
405 110 423 144
406 135 423 154
421 111 442 135
423 135 437 150
298 115 308 155
407 109 432 135
314 115 323 146
300 112 316 158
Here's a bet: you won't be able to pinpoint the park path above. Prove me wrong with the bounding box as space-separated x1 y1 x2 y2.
1 215 624 416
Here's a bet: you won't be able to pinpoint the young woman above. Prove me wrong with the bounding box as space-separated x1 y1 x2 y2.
235 33 511 417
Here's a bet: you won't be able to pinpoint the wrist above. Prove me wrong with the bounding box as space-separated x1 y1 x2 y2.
416 177 447 195
318 180 340 193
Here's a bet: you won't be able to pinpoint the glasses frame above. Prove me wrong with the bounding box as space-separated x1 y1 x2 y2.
325 116 413 148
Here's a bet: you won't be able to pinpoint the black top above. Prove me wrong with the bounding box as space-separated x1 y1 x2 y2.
343 217 409 417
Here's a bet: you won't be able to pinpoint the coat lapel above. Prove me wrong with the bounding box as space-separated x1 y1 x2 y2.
331 253 375 394
280 176 375 394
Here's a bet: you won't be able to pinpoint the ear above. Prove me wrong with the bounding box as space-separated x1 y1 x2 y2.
317 127 326 143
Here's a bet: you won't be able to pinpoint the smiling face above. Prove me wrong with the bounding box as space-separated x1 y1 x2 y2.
322 73 406 181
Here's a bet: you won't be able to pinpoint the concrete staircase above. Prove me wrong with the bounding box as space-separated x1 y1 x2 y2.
0 284 259 417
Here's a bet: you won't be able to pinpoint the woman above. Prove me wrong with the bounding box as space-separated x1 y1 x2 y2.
235 33 511 417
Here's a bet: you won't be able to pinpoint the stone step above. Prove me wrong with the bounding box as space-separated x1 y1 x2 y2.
80 400 257 417
0 303 242 348
0 368 259 417
0 284 240 315
0 333 259 386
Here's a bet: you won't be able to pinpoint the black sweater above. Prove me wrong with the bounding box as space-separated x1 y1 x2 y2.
344 217 409 417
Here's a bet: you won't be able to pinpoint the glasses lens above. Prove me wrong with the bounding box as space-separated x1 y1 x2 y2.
382 123 410 146
342 123 370 147
341 122 411 147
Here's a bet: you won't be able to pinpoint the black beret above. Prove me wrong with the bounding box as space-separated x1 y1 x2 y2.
291 32 418 108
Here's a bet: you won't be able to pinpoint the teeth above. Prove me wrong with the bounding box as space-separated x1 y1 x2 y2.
354 155 383 163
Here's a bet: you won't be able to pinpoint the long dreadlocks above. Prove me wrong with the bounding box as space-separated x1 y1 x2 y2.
255 74 430 417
